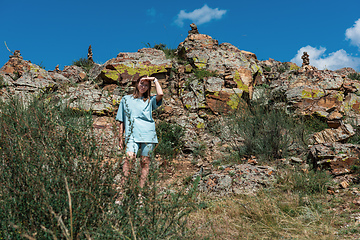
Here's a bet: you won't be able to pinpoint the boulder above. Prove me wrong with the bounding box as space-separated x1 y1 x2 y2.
57 85 121 115
60 65 87 83
0 57 59 102
196 163 276 196
309 142 360 175
309 124 355 144
99 48 172 85
177 33 264 95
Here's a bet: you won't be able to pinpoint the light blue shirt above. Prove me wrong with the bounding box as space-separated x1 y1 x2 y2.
116 95 162 143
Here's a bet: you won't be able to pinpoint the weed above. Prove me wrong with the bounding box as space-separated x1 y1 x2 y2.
278 63 290 73
0 75 6 88
72 57 94 73
263 66 271 72
0 94 197 239
276 167 333 195
155 121 184 161
193 68 218 80
153 43 177 59
348 72 360 81
192 141 207 158
224 100 306 161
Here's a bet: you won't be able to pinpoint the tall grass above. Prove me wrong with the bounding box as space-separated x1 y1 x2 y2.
225 99 307 161
0 94 198 239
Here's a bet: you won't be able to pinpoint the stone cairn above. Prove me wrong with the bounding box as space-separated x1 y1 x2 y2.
301 52 310 66
10 50 23 60
88 45 93 62
188 23 199 35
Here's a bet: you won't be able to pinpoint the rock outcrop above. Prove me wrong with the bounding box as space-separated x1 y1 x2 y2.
1 26 360 194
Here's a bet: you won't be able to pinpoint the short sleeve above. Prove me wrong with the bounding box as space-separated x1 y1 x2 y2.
115 97 125 122
151 95 162 111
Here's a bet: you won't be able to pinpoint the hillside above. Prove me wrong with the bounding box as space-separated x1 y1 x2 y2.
1 24 360 239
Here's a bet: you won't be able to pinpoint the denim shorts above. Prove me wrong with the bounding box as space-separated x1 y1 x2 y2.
125 140 154 157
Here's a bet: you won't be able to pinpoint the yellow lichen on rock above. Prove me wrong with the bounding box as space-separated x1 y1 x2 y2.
301 89 325 99
226 93 242 110
234 70 249 92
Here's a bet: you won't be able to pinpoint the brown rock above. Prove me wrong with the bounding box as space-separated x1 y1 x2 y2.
309 124 355 144
310 142 360 175
340 180 350 189
99 48 171 85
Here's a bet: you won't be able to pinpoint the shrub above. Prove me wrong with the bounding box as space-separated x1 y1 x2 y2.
0 95 197 239
72 57 94 73
278 63 290 73
276 167 333 195
263 66 271 72
0 94 117 239
193 68 218 80
107 166 199 239
224 99 308 161
348 72 360 81
155 121 184 161
0 75 6 88
153 43 177 59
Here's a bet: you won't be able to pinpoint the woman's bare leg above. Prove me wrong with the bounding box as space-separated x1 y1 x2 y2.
123 152 136 182
139 156 150 188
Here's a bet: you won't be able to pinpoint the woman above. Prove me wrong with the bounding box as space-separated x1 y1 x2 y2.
116 75 163 188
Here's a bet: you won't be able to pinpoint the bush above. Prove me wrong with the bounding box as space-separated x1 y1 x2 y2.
193 68 218 80
0 75 6 88
348 72 360 81
276 167 333 195
72 57 94 73
108 166 199 239
0 94 117 239
153 43 177 59
224 98 309 161
0 95 197 239
155 121 184 161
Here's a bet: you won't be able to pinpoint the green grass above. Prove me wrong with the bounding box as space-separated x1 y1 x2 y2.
0 94 198 239
72 57 94 73
348 72 360 81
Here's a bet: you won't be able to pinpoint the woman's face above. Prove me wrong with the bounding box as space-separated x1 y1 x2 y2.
138 78 150 95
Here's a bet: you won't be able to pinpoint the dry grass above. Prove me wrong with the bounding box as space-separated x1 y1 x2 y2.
187 166 360 240
189 192 338 239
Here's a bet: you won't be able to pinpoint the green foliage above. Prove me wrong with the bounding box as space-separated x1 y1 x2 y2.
12 71 21 80
152 43 177 59
0 75 6 88
36 61 46 69
224 98 310 161
300 115 328 133
278 63 290 73
108 168 199 239
72 57 94 73
0 95 197 239
155 121 185 160
277 167 333 195
193 68 218 80
348 72 360 81
263 66 271 72
0 94 117 239
192 141 207 158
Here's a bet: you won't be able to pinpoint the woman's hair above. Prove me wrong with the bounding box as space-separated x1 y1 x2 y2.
132 75 152 101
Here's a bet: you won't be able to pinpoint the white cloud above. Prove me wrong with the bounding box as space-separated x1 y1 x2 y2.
147 8 156 17
346 18 360 48
291 45 360 70
174 4 227 27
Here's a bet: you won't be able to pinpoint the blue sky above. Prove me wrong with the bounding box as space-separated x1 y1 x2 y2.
1 0 360 71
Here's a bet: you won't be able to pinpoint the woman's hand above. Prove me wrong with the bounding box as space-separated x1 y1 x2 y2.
119 138 124 150
141 76 156 81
